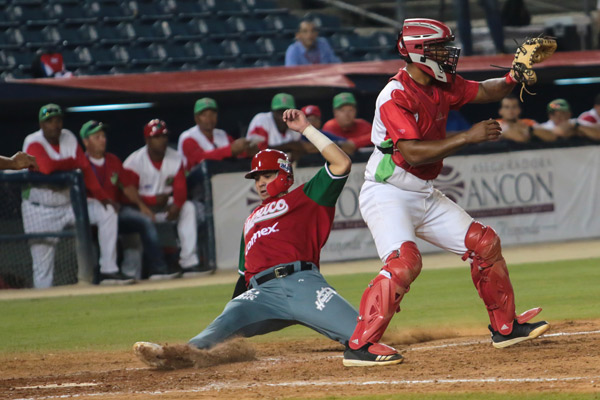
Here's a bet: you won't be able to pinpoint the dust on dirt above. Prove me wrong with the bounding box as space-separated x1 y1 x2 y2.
2 320 599 400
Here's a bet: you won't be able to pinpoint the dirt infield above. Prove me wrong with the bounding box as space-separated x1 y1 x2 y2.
2 319 599 399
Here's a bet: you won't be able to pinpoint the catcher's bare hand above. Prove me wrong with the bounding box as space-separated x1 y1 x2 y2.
510 36 557 86
465 119 502 144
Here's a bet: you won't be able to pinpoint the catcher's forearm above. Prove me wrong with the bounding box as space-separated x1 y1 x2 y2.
471 77 516 104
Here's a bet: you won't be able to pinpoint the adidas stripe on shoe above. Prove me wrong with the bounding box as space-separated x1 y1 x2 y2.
343 342 404 367
490 320 550 349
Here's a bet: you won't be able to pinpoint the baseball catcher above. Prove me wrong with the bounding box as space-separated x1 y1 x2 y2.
343 18 551 367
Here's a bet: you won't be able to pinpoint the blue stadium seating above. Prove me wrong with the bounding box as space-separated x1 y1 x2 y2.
0 0 396 78
166 19 206 42
228 17 276 38
57 25 96 47
132 21 170 43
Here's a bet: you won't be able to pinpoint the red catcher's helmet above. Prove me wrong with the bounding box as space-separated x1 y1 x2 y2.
245 149 293 197
397 18 460 83
144 119 168 138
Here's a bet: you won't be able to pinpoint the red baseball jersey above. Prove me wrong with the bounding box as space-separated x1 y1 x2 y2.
87 152 126 202
373 69 479 180
322 118 373 148
239 165 347 284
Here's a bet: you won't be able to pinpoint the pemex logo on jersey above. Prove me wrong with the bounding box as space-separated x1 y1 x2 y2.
244 198 289 235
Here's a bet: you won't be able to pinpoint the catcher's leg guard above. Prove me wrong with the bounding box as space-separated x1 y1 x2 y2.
463 222 516 335
349 241 422 350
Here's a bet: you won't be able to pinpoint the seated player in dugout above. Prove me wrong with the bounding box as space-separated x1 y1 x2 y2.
120 119 205 278
133 108 359 369
342 19 554 367
246 93 314 161
177 97 259 171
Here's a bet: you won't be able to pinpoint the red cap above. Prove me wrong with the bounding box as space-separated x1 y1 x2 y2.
301 105 321 118
143 119 168 138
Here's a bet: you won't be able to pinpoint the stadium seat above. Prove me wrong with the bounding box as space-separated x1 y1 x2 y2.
3 49 35 70
258 36 290 57
132 20 170 43
91 23 134 46
204 0 247 18
228 17 276 38
197 40 235 66
0 29 21 50
266 13 300 35
124 44 164 66
9 4 59 27
57 25 96 47
17 27 61 49
226 39 269 63
130 0 174 21
244 0 287 16
169 0 211 19
88 0 135 23
305 12 351 35
88 45 127 67
197 19 237 40
166 19 206 42
50 3 97 24
61 47 92 68
162 41 201 64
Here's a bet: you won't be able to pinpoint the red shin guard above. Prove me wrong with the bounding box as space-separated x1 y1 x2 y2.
464 222 516 335
349 242 422 349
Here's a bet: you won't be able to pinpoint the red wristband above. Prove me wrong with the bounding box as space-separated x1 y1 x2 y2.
505 72 518 85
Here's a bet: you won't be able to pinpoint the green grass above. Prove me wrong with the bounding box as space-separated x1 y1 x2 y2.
1 258 598 353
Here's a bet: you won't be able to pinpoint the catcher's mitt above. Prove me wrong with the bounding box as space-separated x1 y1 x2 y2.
510 36 557 85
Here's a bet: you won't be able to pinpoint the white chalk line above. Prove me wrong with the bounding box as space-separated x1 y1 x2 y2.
15 383 99 389
11 375 600 400
8 328 600 400
408 329 600 351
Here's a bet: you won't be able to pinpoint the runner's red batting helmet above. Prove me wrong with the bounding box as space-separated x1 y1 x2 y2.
397 18 460 83
245 149 293 197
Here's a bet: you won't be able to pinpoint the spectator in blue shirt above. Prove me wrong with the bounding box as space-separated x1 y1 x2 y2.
285 20 340 66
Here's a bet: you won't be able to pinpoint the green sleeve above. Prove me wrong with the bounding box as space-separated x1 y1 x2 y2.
238 232 246 274
302 164 348 207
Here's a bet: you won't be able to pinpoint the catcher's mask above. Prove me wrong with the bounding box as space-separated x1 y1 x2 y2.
245 149 293 197
397 18 460 83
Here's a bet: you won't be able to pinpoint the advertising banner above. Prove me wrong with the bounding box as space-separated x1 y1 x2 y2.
212 146 600 269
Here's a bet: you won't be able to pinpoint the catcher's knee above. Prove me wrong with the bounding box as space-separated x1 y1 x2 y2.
463 221 503 267
382 241 423 290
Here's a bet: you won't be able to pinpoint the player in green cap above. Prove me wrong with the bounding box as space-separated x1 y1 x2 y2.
246 93 310 160
323 92 373 150
177 97 257 171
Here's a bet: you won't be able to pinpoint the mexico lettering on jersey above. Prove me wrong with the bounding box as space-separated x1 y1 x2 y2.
239 164 348 284
366 68 479 182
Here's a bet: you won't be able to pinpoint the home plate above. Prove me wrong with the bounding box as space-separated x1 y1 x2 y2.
16 382 99 389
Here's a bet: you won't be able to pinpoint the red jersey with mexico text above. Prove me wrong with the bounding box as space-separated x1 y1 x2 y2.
367 68 478 181
239 165 347 284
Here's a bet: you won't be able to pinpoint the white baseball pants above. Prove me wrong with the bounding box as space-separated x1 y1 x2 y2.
154 200 199 268
22 198 119 288
359 179 474 262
